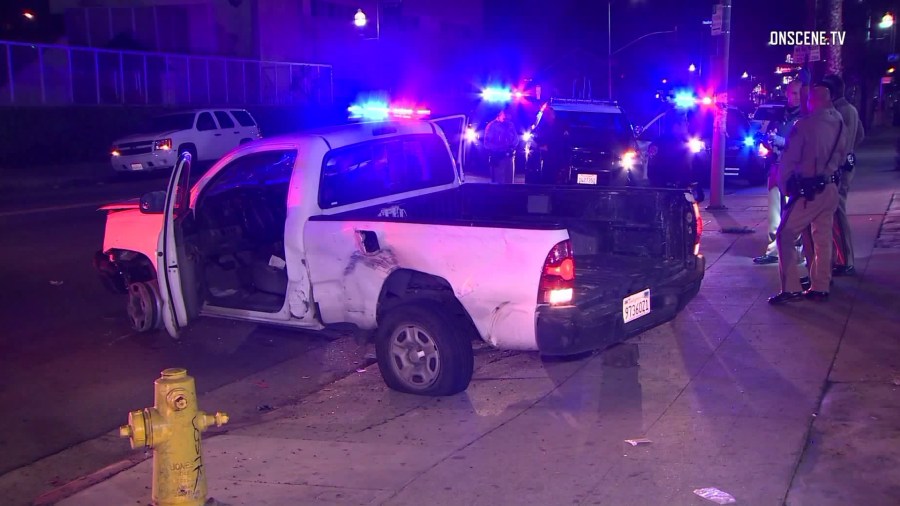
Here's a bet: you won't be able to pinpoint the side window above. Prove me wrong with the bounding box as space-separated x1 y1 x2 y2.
319 134 455 209
200 150 297 202
196 112 217 132
230 110 257 127
214 111 235 129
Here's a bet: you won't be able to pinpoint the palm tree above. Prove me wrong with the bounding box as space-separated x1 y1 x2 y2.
826 0 843 75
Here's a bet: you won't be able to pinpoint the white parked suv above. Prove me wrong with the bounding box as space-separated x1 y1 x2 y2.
110 109 260 172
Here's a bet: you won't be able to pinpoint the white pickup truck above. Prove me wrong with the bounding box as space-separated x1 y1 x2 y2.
94 117 705 396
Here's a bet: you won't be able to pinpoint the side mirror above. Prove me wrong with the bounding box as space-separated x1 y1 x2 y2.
140 190 166 214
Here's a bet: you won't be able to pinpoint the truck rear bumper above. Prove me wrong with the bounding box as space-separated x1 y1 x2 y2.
535 255 705 356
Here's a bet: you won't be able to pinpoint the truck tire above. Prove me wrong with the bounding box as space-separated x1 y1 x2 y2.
376 302 474 396
126 281 162 333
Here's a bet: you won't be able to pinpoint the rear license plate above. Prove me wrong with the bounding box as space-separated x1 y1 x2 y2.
576 173 598 185
130 163 143 170
622 289 651 323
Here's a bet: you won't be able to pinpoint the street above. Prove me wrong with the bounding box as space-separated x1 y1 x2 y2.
0 173 373 503
0 129 897 505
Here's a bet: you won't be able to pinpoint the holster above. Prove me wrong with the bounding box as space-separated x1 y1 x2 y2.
785 172 840 201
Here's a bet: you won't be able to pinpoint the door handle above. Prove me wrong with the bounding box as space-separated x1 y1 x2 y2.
356 230 380 254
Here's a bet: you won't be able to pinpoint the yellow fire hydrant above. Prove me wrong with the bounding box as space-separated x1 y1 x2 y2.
120 368 228 506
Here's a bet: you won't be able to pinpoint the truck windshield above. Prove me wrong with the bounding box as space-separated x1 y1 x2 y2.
146 113 195 133
550 110 632 146
753 107 784 121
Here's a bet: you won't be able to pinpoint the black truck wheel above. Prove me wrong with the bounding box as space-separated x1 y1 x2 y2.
376 302 474 396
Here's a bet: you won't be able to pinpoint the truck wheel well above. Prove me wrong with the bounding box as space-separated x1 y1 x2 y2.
107 249 156 283
376 269 479 341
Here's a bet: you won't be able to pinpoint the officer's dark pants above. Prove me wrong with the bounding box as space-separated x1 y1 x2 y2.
832 167 854 268
777 183 840 293
490 152 515 184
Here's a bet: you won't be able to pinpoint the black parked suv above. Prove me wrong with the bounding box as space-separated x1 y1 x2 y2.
640 104 766 187
523 99 642 186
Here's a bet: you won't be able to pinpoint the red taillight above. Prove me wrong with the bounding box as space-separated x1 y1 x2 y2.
539 240 575 305
692 202 703 255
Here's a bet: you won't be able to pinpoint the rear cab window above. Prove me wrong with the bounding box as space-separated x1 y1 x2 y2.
230 110 257 127
319 134 455 209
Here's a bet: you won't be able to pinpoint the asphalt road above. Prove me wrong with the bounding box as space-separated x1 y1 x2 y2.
0 173 349 478
0 166 752 487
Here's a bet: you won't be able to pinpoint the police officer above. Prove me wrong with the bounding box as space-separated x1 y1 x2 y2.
769 83 850 304
820 74 865 276
754 79 804 265
483 109 519 184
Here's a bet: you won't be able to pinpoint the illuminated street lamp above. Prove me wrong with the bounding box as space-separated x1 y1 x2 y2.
889 67 896 74
741 71 749 79
354 9 367 27
879 13 895 29
688 63 697 72
354 6 380 39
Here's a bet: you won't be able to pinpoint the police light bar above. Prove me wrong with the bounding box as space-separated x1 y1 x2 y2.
348 101 431 120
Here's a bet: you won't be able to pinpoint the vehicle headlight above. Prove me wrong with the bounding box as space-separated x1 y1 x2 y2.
153 138 173 151
757 143 770 157
111 147 120 157
521 131 533 142
687 137 705 154
465 126 478 143
620 150 637 170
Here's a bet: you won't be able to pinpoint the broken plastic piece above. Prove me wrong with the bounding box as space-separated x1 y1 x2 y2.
356 368 366 373
49 280 64 286
693 487 736 504
257 405 274 412
720 226 754 234
268 255 286 270
624 438 652 446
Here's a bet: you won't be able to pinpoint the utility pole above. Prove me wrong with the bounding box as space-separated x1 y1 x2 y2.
708 0 731 210
608 1 613 99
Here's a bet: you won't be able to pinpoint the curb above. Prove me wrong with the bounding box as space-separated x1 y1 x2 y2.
32 453 149 506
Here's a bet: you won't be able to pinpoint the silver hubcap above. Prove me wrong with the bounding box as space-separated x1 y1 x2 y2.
126 282 158 332
388 324 440 390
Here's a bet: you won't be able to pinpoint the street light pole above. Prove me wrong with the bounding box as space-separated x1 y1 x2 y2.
608 1 613 99
709 0 731 210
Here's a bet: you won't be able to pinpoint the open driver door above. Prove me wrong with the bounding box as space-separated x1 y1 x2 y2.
156 152 203 338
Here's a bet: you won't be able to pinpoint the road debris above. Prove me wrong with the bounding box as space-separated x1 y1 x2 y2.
624 438 653 446
49 280 64 286
720 226 754 234
693 487 736 504
356 368 367 373
252 379 269 389
257 405 274 412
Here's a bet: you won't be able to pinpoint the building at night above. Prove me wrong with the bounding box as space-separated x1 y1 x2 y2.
41 0 485 105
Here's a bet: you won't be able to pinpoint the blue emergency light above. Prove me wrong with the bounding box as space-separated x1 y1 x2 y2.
673 90 697 110
481 87 513 103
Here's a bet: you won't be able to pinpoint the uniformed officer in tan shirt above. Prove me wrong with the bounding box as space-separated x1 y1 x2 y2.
769 83 851 304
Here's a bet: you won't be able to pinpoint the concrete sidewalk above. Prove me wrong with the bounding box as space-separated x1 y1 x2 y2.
53 130 900 506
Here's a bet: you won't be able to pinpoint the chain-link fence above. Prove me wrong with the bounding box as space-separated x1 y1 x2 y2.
0 40 333 107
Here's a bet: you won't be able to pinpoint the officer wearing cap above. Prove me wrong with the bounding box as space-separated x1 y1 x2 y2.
820 74 864 276
769 82 850 304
